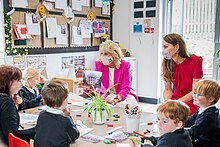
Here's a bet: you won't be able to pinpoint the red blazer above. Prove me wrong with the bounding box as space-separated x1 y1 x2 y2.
95 60 137 101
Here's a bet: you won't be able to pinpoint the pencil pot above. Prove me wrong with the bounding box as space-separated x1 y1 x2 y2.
125 113 141 132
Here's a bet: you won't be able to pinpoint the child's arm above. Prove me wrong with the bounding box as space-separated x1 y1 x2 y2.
186 114 218 140
65 116 80 143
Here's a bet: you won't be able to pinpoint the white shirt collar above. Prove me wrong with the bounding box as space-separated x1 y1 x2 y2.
46 106 64 115
198 105 215 114
24 85 35 94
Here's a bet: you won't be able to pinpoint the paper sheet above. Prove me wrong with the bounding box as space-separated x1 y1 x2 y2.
55 0 67 10
94 0 102 7
56 25 67 45
79 20 92 38
81 0 90 6
46 18 58 38
12 0 28 8
102 0 110 15
25 13 41 35
19 113 38 125
72 0 82 11
68 92 90 106
72 26 83 45
116 144 131 147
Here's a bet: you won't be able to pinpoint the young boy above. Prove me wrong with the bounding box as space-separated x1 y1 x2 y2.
34 79 80 147
129 100 193 147
184 79 220 147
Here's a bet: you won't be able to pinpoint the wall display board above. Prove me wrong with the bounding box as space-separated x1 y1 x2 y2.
3 0 112 55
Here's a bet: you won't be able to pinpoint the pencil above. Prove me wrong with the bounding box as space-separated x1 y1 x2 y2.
133 131 146 137
19 124 24 129
131 139 144 145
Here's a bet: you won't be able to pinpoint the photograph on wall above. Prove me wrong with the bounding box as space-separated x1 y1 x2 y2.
143 19 154 33
133 19 143 33
83 70 102 88
27 55 47 69
61 56 74 69
13 55 26 69
73 55 85 78
13 24 34 40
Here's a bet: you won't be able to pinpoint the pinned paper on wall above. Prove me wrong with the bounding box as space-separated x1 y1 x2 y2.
55 0 67 10
143 19 154 33
46 18 58 38
72 26 83 45
42 1 53 10
12 0 28 8
133 19 143 33
93 21 105 37
102 0 110 15
25 13 41 35
72 0 82 11
95 0 102 7
13 55 25 69
79 20 92 38
81 0 90 6
56 25 67 45
13 24 34 40
27 55 47 69
61 56 74 69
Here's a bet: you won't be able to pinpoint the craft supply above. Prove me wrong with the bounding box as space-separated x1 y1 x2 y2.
103 139 112 144
76 114 82 117
115 115 120 118
107 124 114 127
38 108 42 110
106 126 122 135
113 118 118 121
131 139 144 145
133 131 146 137
147 122 153 125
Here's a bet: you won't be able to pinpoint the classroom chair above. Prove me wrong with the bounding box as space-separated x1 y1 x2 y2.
8 133 30 147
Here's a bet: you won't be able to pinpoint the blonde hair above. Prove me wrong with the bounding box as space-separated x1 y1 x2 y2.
41 79 69 108
23 67 40 81
157 100 190 124
193 79 220 105
99 40 124 69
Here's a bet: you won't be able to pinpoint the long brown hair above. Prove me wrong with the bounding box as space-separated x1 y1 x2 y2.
0 65 22 95
161 33 192 82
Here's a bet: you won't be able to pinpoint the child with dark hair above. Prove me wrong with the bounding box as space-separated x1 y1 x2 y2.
34 79 80 147
0 65 35 145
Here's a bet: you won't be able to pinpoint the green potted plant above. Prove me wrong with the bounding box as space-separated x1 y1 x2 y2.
83 88 113 124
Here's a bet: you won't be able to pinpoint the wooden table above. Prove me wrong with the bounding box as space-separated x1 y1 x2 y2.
23 105 158 147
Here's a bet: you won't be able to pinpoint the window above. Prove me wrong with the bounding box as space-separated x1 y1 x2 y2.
164 0 217 78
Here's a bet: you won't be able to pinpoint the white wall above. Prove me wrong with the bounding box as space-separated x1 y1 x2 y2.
0 0 5 65
113 0 163 102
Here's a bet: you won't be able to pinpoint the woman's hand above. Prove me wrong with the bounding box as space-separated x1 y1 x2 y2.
105 96 120 105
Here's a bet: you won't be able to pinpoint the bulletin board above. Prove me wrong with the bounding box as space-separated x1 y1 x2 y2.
3 0 112 55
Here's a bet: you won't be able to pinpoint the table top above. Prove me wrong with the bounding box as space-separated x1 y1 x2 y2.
22 105 158 147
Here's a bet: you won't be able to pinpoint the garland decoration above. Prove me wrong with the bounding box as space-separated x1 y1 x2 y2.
4 12 28 56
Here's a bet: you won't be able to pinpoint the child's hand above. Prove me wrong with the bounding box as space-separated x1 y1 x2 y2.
145 139 153 145
13 94 23 105
128 136 141 147
63 107 71 116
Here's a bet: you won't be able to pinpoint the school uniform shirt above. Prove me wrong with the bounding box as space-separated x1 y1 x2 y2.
184 106 220 147
34 108 80 147
0 93 35 144
172 56 203 115
141 128 193 147
18 86 42 110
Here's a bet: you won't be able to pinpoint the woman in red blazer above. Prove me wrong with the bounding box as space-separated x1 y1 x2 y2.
95 40 138 108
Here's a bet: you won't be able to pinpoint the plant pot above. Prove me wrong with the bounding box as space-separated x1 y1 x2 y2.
92 110 107 124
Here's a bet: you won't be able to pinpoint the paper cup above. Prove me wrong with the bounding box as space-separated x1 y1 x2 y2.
125 113 141 132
